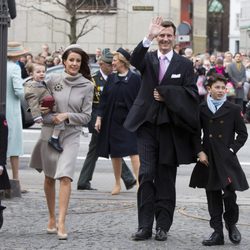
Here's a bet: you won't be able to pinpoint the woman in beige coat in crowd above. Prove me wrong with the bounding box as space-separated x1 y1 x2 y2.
29 44 94 240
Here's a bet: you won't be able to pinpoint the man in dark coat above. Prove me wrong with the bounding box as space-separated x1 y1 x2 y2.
124 17 199 241
77 49 136 190
0 113 10 229
189 73 248 246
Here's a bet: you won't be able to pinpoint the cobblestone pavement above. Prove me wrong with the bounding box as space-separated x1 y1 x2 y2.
1 167 250 250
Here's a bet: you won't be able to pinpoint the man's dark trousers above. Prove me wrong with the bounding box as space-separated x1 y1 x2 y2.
77 132 136 189
136 122 177 232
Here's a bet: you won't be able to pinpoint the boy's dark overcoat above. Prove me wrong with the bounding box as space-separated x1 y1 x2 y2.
0 113 10 190
190 101 249 191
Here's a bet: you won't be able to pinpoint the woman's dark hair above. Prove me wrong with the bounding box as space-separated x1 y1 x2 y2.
62 48 91 81
206 73 227 87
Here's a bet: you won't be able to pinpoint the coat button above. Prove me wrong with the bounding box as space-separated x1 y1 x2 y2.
218 134 222 138
220 120 224 124
209 134 213 138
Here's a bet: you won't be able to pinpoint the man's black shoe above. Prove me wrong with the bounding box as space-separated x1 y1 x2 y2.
155 228 168 241
0 206 6 229
48 137 63 153
77 184 97 190
131 229 152 241
125 180 136 190
226 224 241 244
202 231 224 246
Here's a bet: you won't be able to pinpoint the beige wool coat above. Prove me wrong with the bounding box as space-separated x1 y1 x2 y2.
29 72 94 180
24 79 53 120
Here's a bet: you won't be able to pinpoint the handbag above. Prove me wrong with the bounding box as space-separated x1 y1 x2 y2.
41 95 55 110
225 82 236 97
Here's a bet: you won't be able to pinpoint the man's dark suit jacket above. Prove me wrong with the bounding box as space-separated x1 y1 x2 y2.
124 41 199 165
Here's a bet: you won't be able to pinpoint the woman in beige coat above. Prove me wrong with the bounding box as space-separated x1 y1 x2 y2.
29 44 94 240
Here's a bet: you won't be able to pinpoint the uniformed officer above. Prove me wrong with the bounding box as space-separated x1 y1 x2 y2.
77 48 136 190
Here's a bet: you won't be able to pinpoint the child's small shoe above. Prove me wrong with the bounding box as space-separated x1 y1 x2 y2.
48 137 63 153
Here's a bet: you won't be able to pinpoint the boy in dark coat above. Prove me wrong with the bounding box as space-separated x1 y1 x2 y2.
0 113 10 229
189 73 248 246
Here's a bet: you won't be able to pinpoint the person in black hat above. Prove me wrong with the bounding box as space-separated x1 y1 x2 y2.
95 48 141 195
0 113 10 229
77 48 136 190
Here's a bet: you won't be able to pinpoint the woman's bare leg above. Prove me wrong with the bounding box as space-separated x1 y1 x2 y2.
44 176 56 229
111 157 122 195
57 177 71 235
10 156 19 180
130 155 140 188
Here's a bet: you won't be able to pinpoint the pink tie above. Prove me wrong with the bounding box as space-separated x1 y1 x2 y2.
159 55 168 83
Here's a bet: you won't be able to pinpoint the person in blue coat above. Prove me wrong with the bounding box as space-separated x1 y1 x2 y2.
6 42 29 183
95 48 141 195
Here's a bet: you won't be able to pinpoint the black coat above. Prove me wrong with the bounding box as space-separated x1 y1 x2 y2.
124 42 200 165
0 113 10 190
190 101 249 191
88 70 107 133
96 70 141 158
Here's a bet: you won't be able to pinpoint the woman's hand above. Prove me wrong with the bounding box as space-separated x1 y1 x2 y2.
53 113 68 125
198 151 209 166
40 106 50 115
0 166 3 176
95 116 102 133
153 89 164 102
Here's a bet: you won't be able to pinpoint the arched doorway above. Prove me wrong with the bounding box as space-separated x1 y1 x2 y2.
207 0 229 53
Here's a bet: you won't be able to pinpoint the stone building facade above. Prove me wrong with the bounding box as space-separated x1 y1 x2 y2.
8 0 208 56
239 0 250 54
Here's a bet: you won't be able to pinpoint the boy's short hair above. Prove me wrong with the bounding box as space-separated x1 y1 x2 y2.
25 62 45 76
206 73 227 87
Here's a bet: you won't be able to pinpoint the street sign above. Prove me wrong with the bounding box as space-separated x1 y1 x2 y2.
178 35 190 42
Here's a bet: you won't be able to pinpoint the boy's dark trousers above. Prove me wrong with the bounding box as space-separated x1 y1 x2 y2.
206 187 239 233
77 132 136 189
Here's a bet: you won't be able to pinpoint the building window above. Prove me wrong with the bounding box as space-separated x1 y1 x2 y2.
236 13 239 28
77 0 117 11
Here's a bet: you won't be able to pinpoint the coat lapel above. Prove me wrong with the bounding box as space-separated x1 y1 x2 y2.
151 50 159 82
165 52 180 78
201 101 231 118
213 101 231 118
152 51 181 84
113 70 133 84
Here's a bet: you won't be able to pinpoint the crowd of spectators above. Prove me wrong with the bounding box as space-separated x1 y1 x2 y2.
17 43 250 123
181 48 250 121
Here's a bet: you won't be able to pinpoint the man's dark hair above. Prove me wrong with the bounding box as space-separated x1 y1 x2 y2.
206 73 227 87
234 52 241 57
161 21 176 35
